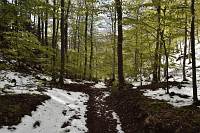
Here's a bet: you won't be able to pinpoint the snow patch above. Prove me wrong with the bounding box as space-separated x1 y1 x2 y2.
36 74 52 82
112 112 124 133
64 79 83 84
142 83 200 107
142 41 200 107
92 82 107 89
0 88 89 133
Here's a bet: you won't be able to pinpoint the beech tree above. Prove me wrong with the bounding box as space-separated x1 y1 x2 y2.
115 0 124 88
1 0 200 94
191 0 198 103
52 0 57 82
59 0 65 86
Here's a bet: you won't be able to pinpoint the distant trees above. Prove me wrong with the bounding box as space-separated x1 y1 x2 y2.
1 0 200 95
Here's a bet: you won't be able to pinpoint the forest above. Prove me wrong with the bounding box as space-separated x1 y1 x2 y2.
1 0 200 132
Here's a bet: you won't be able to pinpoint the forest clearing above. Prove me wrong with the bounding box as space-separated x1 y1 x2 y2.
1 0 200 133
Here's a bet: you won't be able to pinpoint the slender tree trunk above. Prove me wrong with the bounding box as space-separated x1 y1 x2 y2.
41 13 45 44
14 0 18 32
161 7 169 93
183 1 188 81
64 0 71 67
55 19 59 45
115 0 124 88
158 40 162 81
33 15 36 28
188 39 192 63
37 15 41 41
95 42 98 79
59 0 65 86
162 31 169 94
77 16 81 78
134 9 139 81
73 15 79 50
45 0 48 46
111 7 117 81
140 53 143 86
52 0 56 82
153 1 161 83
89 4 94 80
73 15 79 78
84 1 88 79
191 0 198 103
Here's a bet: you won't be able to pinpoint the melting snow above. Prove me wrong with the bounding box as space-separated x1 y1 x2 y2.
142 42 200 107
143 87 193 107
143 80 200 107
64 79 83 84
36 74 52 82
92 82 107 89
0 88 89 133
0 70 38 88
0 70 41 95
112 112 124 133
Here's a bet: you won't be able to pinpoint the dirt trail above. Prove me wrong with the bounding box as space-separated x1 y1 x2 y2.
63 83 120 133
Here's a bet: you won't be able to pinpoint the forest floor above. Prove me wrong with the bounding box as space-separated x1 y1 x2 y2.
1 70 200 133
0 70 124 133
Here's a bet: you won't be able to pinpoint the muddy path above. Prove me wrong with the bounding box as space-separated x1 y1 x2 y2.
63 83 120 133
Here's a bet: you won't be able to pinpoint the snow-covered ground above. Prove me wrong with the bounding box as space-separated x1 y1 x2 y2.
0 88 89 133
112 112 124 133
0 70 90 133
0 70 125 133
64 79 83 85
142 41 200 107
91 82 107 89
0 70 41 95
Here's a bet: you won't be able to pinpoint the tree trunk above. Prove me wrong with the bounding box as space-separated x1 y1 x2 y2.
162 31 169 94
52 0 56 82
188 39 192 63
153 1 161 83
41 13 45 44
140 53 143 86
111 7 117 81
191 0 198 103
55 19 59 45
64 0 71 68
84 1 88 79
89 3 94 80
183 0 188 81
77 16 81 78
134 9 140 81
59 0 65 86
37 15 41 41
45 0 48 46
115 0 124 88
